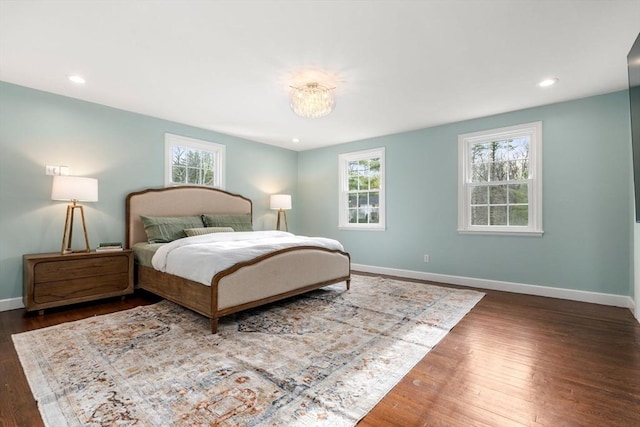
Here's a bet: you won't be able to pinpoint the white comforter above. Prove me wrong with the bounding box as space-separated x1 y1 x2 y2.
151 231 344 286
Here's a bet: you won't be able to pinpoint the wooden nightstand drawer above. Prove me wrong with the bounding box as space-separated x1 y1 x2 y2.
24 250 134 313
33 273 130 304
33 256 128 283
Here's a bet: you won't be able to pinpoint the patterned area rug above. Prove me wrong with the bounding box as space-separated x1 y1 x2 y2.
13 275 484 427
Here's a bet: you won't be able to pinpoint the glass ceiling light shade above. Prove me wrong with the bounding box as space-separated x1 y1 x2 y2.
290 82 335 118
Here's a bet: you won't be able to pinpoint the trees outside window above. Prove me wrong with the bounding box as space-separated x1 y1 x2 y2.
339 148 385 230
165 133 225 189
458 122 542 236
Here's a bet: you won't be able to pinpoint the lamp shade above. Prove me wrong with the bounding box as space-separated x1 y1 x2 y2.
51 176 98 202
270 194 291 210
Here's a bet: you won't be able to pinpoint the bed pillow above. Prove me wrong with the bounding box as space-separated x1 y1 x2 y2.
140 215 205 243
202 214 253 231
184 227 234 236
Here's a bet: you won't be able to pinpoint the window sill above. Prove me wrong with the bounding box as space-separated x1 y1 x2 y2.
339 225 386 231
457 229 544 237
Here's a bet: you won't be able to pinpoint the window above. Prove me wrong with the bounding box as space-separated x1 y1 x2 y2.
458 122 542 236
165 133 225 188
339 147 385 230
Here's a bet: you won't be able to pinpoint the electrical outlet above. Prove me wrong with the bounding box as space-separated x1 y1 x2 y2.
45 165 59 176
423 254 430 263
45 165 70 176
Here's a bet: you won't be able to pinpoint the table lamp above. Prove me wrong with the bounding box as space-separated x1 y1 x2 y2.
270 194 291 232
51 175 99 254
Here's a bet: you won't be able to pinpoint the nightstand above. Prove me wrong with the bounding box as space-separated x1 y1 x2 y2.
23 250 134 314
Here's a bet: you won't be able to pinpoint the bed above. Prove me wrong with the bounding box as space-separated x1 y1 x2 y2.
125 186 351 333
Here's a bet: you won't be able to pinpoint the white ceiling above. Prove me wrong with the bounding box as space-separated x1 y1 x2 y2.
1 1 639 151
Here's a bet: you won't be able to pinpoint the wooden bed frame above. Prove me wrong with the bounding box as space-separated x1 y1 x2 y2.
125 186 351 333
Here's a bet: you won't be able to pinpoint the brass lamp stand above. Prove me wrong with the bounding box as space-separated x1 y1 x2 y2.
60 199 91 254
275 208 288 232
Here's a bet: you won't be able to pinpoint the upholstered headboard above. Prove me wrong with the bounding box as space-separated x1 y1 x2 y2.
125 186 252 248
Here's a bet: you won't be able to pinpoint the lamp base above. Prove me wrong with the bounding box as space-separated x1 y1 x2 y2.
60 204 91 255
276 209 288 232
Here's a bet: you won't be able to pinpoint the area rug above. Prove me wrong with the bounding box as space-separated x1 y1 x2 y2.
13 275 484 427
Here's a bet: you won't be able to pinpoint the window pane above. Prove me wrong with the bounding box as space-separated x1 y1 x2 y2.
509 205 528 226
358 193 368 206
348 176 358 191
347 161 359 175
369 208 379 223
471 143 491 163
369 191 379 207
369 158 380 172
471 186 488 204
203 152 214 170
203 170 214 186
187 167 201 184
359 175 370 190
508 159 529 180
358 208 369 223
471 206 488 225
492 140 509 161
471 163 489 182
489 185 507 204
187 150 201 168
348 209 358 223
490 206 507 225
172 165 186 183
490 161 508 181
508 184 528 204
509 137 529 160
348 193 357 208
172 147 186 166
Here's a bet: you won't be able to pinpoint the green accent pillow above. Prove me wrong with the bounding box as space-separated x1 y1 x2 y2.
202 214 253 232
184 227 234 236
140 216 205 243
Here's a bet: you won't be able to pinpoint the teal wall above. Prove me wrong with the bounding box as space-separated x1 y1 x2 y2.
298 91 633 296
0 82 634 303
0 82 298 302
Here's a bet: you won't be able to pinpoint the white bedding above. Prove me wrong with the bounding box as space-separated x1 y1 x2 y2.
151 231 345 286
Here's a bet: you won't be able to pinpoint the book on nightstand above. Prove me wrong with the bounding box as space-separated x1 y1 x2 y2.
96 242 123 252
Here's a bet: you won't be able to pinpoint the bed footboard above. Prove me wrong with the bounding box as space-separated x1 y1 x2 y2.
210 246 351 333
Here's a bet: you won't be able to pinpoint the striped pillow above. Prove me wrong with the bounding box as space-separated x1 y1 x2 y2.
183 227 235 236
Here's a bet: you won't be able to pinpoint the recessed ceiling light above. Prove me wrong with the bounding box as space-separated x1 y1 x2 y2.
68 75 86 85
538 78 558 87
292 138 300 143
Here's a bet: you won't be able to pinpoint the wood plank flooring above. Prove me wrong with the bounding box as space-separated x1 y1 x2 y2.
1 274 639 426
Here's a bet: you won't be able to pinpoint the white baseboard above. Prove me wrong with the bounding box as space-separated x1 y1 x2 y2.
0 297 24 312
630 298 639 324
2 267 635 315
352 264 635 309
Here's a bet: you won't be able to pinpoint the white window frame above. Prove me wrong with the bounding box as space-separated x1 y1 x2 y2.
164 133 226 189
338 147 386 231
458 122 543 236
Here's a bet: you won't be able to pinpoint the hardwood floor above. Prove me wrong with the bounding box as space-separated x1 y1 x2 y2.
1 274 639 426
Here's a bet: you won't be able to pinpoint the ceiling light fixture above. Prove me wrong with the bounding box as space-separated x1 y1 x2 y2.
538 77 558 87
290 82 335 118
68 75 86 85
